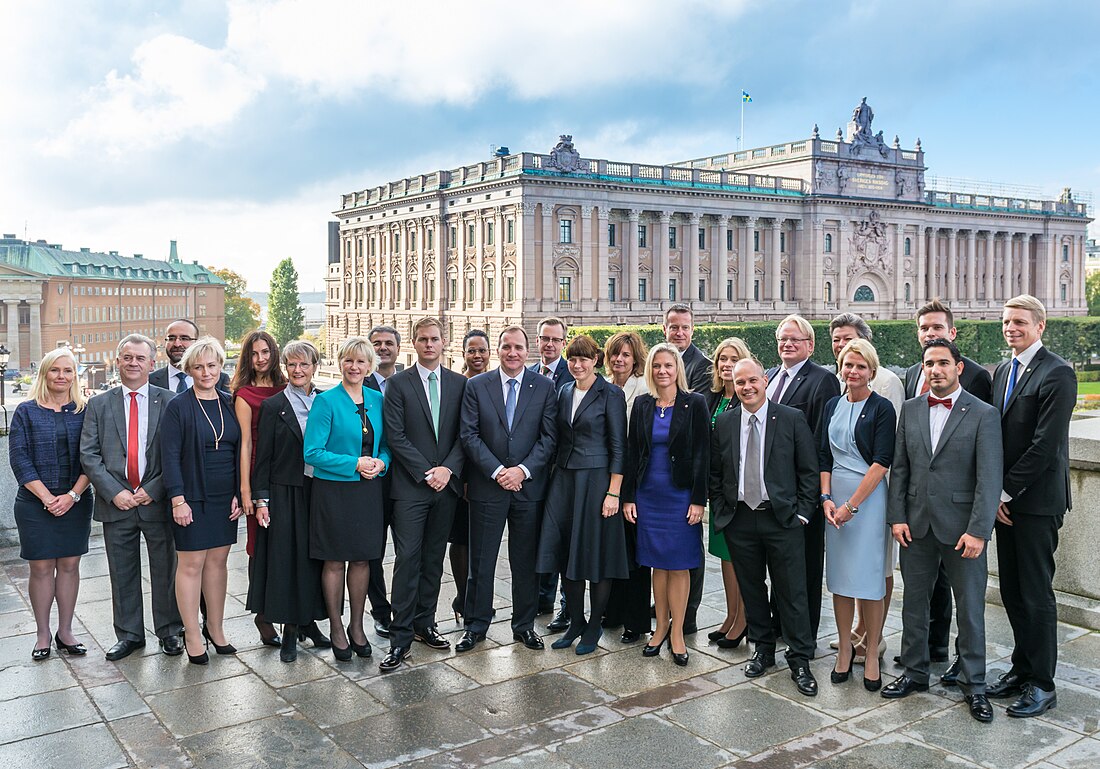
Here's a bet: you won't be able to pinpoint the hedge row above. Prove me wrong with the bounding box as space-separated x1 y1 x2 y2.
573 316 1100 370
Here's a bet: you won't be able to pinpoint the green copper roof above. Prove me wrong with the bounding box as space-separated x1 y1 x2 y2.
0 238 225 284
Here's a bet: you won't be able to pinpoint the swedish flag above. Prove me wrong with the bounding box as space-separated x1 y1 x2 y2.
742 90 752 103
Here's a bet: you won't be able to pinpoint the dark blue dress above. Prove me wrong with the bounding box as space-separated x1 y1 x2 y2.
635 409 701 570
173 398 241 552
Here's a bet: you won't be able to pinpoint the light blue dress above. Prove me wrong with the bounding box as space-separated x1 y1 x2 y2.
825 397 888 600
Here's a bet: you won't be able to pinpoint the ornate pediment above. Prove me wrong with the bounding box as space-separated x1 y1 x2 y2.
545 135 587 173
847 209 893 276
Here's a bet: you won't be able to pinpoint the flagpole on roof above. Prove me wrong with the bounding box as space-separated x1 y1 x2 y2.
740 90 745 151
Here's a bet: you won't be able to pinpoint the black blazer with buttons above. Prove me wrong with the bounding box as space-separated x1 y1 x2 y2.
251 390 306 497
818 391 896 473
553 377 627 473
764 359 841 440
622 389 710 507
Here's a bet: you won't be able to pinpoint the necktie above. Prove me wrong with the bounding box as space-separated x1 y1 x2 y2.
743 413 763 509
770 370 789 403
1003 358 1020 412
428 371 440 438
928 396 952 409
174 372 187 394
505 379 517 430
126 392 140 490
541 365 551 377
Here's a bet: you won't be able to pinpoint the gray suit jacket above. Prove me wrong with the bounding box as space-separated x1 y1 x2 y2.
80 384 175 522
887 389 1002 544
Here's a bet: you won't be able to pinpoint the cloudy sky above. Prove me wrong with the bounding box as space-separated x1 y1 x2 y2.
3 0 1097 291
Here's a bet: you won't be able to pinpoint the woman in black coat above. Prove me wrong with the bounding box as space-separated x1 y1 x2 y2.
247 340 331 662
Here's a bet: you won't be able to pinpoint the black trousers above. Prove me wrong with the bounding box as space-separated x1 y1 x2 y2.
996 512 1062 691
465 497 540 635
770 506 824 643
388 494 457 649
726 503 814 667
367 497 393 622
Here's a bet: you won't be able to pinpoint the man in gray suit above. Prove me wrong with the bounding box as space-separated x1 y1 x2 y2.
883 339 1002 723
81 334 183 660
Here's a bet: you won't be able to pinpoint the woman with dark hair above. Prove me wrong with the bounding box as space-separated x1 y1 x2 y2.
232 330 287 647
537 335 628 655
449 328 491 621
8 348 92 661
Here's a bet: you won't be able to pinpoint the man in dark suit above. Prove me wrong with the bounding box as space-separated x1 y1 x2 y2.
457 326 558 652
150 319 230 393
765 314 841 643
899 299 994 676
986 295 1076 718
883 339 1002 722
530 317 574 632
363 324 401 637
664 303 710 633
709 357 819 697
80 334 183 660
379 318 466 672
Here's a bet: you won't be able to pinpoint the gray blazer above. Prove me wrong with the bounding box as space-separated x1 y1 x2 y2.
80 384 175 522
886 389 1002 544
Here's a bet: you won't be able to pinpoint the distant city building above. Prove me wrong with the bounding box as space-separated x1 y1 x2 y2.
327 101 1091 367
0 237 226 375
1087 238 1100 276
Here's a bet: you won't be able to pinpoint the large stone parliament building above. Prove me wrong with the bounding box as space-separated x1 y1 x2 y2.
326 101 1090 366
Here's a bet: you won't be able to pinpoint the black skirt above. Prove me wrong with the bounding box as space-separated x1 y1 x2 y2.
309 477 384 562
536 466 629 582
14 487 92 560
247 477 325 625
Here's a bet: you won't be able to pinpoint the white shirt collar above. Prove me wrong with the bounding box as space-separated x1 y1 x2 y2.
166 362 185 379
499 367 525 386
928 384 963 405
415 361 441 382
1012 338 1044 369
122 382 150 398
740 399 769 428
781 358 809 378
539 357 560 375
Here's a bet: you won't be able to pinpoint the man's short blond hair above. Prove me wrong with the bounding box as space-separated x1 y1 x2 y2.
1004 294 1046 326
776 314 814 340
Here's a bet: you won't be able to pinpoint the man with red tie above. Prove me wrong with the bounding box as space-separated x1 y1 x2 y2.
80 334 182 660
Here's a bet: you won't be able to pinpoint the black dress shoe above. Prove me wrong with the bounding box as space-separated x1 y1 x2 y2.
1006 684 1057 718
159 635 184 656
881 674 930 699
987 671 1026 699
54 632 88 656
744 651 776 678
347 625 372 658
791 665 818 696
280 631 298 663
965 693 994 722
374 619 391 638
379 645 412 673
620 630 641 644
414 627 451 650
298 622 332 648
716 629 748 649
455 631 485 652
105 639 146 661
708 629 727 641
672 650 689 666
547 610 570 633
940 656 962 686
513 629 545 650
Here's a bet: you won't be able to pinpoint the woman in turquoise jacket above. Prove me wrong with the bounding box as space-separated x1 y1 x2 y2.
304 337 390 662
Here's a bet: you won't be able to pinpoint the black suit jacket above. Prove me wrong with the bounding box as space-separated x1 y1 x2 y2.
709 402 819 531
529 359 574 390
622 390 710 507
251 390 306 497
460 369 558 503
383 365 466 500
681 343 713 395
904 355 993 404
993 345 1076 516
151 366 230 394
553 377 627 473
765 359 841 440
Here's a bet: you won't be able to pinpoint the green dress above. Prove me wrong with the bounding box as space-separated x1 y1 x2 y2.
707 395 735 561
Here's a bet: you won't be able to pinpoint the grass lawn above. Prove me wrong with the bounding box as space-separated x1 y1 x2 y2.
1078 381 1100 397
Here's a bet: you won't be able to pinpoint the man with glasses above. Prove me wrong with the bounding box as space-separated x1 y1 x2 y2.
765 314 841 645
151 319 230 393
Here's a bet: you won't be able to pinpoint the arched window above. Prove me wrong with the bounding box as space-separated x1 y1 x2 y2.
853 285 875 302
904 282 911 302
904 237 911 256
824 233 833 253
824 282 832 302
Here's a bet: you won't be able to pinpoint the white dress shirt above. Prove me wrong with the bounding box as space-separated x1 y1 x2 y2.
738 401 770 503
121 382 150 481
166 362 193 391
766 358 808 401
372 370 389 393
928 384 962 453
415 361 442 406
492 368 530 480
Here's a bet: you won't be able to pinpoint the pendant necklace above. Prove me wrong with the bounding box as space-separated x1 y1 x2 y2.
199 396 225 450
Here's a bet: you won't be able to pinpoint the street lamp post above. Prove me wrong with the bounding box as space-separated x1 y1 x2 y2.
71 343 87 395
0 344 9 432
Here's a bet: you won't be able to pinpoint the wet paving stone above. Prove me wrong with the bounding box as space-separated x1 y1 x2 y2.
1035 679 1100 735
362 660 480 709
0 654 79 700
566 643 727 697
450 668 615 733
732 725 865 769
0 685 100 743
118 647 252 695
280 675 387 728
482 748 575 767
147 672 292 738
552 712 733 769
0 722 129 769
752 656 888 721
183 713 361 769
808 732 982 768
236 646 334 689
1043 736 1100 769
610 674 724 717
445 641 576 686
87 679 151 720
110 713 195 768
837 692 954 740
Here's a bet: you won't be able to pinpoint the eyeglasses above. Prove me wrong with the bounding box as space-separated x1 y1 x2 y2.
165 335 195 343
537 335 565 345
776 336 811 344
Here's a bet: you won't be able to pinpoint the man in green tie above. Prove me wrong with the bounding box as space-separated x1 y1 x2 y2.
379 317 468 672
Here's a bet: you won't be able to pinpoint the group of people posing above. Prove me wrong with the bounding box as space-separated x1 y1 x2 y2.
9 294 1074 725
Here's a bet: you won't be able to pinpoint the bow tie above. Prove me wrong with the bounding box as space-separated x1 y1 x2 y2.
928 396 952 409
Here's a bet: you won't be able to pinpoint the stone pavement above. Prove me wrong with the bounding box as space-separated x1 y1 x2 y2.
1 525 1099 769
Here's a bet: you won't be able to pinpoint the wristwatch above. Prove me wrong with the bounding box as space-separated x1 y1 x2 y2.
819 494 832 503
844 501 859 515
67 490 81 503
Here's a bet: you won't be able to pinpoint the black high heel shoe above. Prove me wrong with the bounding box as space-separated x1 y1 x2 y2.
54 632 88 656
831 644 854 684
863 654 882 691
715 628 748 649
297 621 331 648
255 615 281 647
347 624 372 658
201 625 237 655
672 650 689 666
643 634 667 658
281 624 298 663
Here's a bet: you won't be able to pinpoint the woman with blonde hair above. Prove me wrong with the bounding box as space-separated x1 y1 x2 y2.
8 347 92 661
705 337 752 649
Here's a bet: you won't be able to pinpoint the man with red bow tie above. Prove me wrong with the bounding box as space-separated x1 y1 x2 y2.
883 338 1002 723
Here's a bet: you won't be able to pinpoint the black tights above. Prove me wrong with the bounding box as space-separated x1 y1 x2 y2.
562 578 613 645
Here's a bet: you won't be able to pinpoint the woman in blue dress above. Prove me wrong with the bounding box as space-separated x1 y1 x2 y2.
622 343 709 667
819 338 895 691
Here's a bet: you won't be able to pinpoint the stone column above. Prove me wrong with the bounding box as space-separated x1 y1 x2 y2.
927 228 939 299
493 208 505 311
792 219 804 302
415 221 426 310
944 229 957 301
712 215 728 303
474 213 486 307
1078 235 1088 309
686 213 701 303
1000 233 1012 300
579 204 595 303
29 301 41 365
1020 234 1032 297
596 207 610 307
966 230 977 301
892 222 904 308
519 201 537 303
740 217 756 302
836 221 849 305
915 226 926 304
767 219 782 301
656 211 671 302
541 204 555 310
626 209 640 302
4 300 20 371
982 231 994 304
812 218 825 306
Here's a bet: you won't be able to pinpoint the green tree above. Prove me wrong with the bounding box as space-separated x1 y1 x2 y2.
209 266 261 342
1087 271 1100 316
267 257 305 346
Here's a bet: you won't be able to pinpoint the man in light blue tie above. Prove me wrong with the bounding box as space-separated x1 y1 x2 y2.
457 326 558 652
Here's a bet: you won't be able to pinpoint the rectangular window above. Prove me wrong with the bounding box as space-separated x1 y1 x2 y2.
394 281 402 302
411 280 418 302
698 279 706 301
780 280 786 301
638 225 648 248
394 233 401 253
485 277 495 302
506 276 515 302
449 226 457 248
487 222 495 246
753 231 760 252
668 227 677 249
754 279 760 301
558 276 572 302
370 238 376 256
428 279 436 302
449 277 458 302
467 223 475 243
507 219 515 243
559 220 573 244
698 227 706 249
780 232 786 253
19 305 31 325
467 276 475 299
726 280 733 300
410 232 417 252
727 229 734 251
427 229 434 250
1061 284 1067 301
608 277 617 302
638 278 648 301
1063 244 1070 261
668 279 677 301
608 223 616 247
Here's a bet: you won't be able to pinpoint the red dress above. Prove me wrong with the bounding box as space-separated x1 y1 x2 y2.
235 384 283 556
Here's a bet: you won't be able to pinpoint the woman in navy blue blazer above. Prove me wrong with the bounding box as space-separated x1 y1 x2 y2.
8 348 92 661
304 337 390 662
